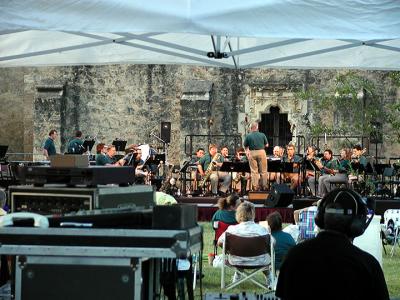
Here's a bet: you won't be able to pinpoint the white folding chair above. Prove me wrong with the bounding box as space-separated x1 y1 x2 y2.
383 209 400 257
221 232 275 291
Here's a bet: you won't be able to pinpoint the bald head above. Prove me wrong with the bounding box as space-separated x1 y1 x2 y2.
250 122 259 131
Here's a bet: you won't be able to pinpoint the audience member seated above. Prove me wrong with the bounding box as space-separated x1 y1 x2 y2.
276 188 389 300
218 201 271 282
211 193 241 225
294 203 319 242
265 211 296 272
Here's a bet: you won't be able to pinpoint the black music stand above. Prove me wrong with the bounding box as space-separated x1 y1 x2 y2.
281 162 295 173
305 159 321 197
267 159 282 189
351 162 366 174
82 140 95 153
220 161 250 194
281 162 301 195
112 140 127 152
268 159 281 173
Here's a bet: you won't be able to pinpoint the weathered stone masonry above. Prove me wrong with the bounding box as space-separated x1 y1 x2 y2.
0 65 398 164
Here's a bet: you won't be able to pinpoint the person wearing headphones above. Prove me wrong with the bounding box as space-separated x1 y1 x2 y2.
276 188 389 300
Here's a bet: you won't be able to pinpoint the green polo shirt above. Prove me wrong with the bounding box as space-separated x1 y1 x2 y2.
96 154 113 166
337 159 351 174
243 131 268 150
43 138 56 156
198 153 224 171
321 158 335 175
67 138 84 154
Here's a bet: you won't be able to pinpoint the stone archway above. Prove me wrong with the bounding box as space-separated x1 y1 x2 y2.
239 82 307 151
259 106 292 152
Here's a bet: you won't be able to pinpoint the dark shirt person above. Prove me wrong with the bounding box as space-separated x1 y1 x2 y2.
198 144 230 196
352 144 367 167
96 145 119 166
67 130 84 154
211 193 240 225
243 122 269 190
276 188 389 300
95 143 107 165
282 143 302 191
43 129 57 159
265 211 295 271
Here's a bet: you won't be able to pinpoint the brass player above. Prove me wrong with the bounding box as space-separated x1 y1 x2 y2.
197 144 230 196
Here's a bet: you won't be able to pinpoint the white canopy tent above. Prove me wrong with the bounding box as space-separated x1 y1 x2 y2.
0 0 399 69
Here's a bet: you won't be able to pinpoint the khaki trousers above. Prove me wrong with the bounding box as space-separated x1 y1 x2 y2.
248 149 268 190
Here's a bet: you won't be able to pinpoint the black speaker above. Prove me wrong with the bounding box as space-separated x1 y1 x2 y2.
152 204 197 229
265 184 294 207
370 122 382 144
160 122 171 143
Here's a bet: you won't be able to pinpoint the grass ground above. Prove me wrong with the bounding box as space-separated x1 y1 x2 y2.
198 222 400 298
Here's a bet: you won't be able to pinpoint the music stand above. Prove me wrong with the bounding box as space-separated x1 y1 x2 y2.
268 159 282 173
305 159 321 197
82 140 95 153
374 163 391 175
281 162 295 173
112 140 127 152
220 161 250 193
351 162 366 174
267 159 282 190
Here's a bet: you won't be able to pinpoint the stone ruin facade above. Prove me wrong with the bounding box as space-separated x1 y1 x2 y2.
0 65 399 165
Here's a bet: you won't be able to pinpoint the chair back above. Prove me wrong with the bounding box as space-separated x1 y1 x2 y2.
225 233 270 257
213 221 233 255
298 207 318 240
213 221 232 241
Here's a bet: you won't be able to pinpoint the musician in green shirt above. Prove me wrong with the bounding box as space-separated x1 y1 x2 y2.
197 144 230 196
320 148 351 197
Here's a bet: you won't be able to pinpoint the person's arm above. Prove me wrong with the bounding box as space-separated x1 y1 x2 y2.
215 155 224 168
197 157 205 176
43 149 48 159
115 159 125 166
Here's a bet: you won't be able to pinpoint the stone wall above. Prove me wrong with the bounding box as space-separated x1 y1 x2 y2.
0 65 398 164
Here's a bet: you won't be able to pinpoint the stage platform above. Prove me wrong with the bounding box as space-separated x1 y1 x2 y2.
177 196 294 223
177 195 400 224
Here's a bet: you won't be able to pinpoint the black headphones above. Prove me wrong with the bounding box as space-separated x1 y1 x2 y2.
315 188 371 238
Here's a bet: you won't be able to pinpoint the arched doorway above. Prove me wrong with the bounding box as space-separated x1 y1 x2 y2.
259 106 292 154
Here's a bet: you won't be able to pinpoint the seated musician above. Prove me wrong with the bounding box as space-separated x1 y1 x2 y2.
319 148 351 197
221 146 231 161
268 146 282 184
118 144 140 166
232 147 250 195
304 145 318 194
132 148 149 184
352 144 367 168
282 143 302 192
197 144 230 196
96 144 122 166
191 147 205 191
350 144 368 188
308 149 335 197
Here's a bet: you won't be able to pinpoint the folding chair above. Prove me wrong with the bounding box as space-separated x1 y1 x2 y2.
298 206 318 242
383 209 400 257
221 233 275 291
213 221 233 255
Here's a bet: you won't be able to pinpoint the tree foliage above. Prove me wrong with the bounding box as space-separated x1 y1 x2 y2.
296 72 400 143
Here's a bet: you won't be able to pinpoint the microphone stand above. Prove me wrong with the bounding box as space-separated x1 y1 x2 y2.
150 133 168 176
